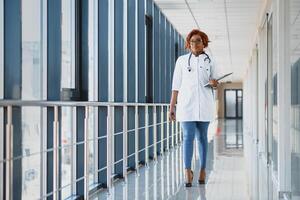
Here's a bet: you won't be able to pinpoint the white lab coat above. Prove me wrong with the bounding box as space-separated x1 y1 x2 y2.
172 52 218 122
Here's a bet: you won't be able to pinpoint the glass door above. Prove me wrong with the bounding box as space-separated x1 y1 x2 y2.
224 89 243 119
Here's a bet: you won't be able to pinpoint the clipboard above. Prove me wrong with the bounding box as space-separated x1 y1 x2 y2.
204 72 233 87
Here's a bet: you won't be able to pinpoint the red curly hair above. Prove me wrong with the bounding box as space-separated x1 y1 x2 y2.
185 29 210 49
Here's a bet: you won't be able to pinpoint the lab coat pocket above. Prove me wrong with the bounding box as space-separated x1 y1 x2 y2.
204 65 211 79
178 87 192 107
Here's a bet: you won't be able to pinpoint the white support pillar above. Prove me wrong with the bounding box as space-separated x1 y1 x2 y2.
123 106 128 181
166 108 170 151
153 106 157 160
277 0 291 197
53 106 59 200
108 0 115 178
160 106 164 154
134 106 139 173
171 121 174 148
106 106 113 192
175 118 178 146
0 0 3 198
123 0 128 181
179 122 182 143
145 106 149 165
5 106 13 200
84 107 89 200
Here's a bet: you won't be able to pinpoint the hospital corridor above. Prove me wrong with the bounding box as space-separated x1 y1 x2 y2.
0 0 299 199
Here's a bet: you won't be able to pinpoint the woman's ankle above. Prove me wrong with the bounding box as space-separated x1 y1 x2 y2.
185 169 193 182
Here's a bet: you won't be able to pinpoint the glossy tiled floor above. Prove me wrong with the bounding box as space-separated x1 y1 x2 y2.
92 119 249 200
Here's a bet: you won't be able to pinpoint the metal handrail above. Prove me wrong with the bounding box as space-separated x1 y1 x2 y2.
0 100 181 200
0 100 170 107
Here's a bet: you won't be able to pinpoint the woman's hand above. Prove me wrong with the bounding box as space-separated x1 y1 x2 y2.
169 106 176 121
169 91 178 121
209 79 219 88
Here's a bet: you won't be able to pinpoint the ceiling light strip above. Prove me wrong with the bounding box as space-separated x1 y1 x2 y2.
184 0 200 29
224 0 233 80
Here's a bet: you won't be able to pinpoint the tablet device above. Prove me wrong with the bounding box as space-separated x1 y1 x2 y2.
204 72 233 87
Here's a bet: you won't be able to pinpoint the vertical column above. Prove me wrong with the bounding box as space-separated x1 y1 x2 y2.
122 0 128 182
0 0 3 198
175 112 178 145
5 106 13 200
41 0 48 197
153 106 157 160
160 106 164 154
165 21 170 104
122 106 128 181
88 0 99 187
180 122 182 143
160 13 165 104
53 106 59 200
98 0 109 185
153 4 159 103
127 0 136 168
84 107 89 200
137 0 146 164
166 107 170 151
114 0 124 176
4 1 22 198
277 0 291 196
47 0 61 198
108 0 115 177
76 0 89 195
134 106 139 173
106 105 113 191
171 120 174 148
145 106 149 165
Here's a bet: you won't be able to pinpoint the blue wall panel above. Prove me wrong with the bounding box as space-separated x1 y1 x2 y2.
98 0 109 184
47 0 61 198
77 0 89 195
138 0 146 163
127 0 136 168
4 0 22 198
153 4 159 103
153 4 161 154
114 0 124 176
127 0 136 103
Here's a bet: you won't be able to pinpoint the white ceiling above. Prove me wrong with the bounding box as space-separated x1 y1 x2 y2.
154 0 265 82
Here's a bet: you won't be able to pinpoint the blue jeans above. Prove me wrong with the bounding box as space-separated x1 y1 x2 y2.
181 121 210 170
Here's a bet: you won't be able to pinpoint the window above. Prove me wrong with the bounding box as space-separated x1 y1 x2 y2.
61 0 76 90
87 0 98 188
224 89 243 119
175 42 179 62
21 0 43 199
61 0 76 198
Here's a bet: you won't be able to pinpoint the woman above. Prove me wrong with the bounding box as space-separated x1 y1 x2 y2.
169 29 218 187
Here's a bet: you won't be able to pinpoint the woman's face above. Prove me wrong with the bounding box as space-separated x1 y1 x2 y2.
190 34 204 54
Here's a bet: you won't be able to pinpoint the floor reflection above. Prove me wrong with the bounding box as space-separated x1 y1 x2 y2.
92 119 249 200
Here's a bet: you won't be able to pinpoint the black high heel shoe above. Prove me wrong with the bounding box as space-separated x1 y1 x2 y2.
185 170 193 187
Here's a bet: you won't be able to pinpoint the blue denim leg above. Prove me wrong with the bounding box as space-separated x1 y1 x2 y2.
181 121 197 169
195 121 210 169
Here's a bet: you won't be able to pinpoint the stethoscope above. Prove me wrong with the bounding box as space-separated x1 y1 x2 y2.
187 52 211 72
